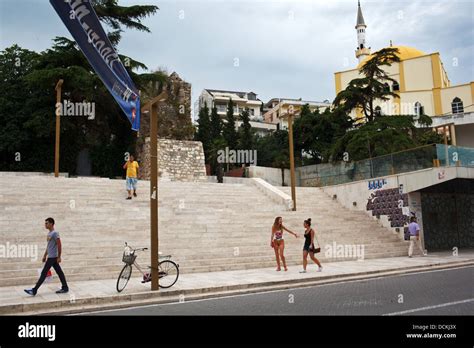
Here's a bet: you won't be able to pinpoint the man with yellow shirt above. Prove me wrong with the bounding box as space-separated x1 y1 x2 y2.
123 154 139 200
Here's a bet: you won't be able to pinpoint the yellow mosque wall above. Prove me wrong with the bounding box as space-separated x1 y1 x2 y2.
334 47 473 118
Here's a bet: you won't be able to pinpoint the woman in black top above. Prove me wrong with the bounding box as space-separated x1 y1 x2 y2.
300 218 322 273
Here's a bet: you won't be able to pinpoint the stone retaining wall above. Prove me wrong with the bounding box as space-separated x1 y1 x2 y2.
139 138 207 182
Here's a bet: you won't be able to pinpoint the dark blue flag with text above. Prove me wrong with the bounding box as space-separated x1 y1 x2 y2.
50 0 140 131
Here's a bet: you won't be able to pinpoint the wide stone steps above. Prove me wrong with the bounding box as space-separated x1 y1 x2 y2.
0 174 408 287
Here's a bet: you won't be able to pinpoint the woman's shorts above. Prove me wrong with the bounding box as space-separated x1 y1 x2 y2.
126 177 138 190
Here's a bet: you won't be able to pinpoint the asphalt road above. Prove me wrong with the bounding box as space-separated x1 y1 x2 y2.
87 266 474 316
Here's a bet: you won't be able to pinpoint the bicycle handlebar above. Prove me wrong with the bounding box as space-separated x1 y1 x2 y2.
124 243 148 252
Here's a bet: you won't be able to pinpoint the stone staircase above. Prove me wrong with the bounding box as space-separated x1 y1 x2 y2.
0 174 408 286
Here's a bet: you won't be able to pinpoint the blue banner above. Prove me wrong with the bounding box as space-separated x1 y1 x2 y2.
50 0 140 131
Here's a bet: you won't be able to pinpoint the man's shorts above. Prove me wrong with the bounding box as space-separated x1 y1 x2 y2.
126 177 138 191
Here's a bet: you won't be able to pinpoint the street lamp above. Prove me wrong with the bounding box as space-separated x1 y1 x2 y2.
288 111 296 211
141 90 168 291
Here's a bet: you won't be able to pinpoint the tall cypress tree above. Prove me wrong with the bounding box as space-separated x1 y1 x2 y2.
195 103 211 160
210 105 222 141
238 108 253 150
223 98 238 150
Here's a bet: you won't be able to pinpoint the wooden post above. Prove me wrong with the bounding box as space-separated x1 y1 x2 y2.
288 113 296 211
142 90 168 291
444 125 449 166
54 80 63 177
150 103 159 290
450 124 457 146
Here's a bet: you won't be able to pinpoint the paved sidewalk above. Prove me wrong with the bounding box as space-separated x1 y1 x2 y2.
1 251 473 315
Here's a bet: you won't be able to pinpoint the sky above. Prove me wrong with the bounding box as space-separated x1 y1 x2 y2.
1 0 473 118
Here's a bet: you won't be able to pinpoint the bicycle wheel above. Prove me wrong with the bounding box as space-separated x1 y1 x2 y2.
158 260 179 288
116 264 132 292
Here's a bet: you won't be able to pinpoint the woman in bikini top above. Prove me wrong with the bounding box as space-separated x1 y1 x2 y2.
270 216 298 271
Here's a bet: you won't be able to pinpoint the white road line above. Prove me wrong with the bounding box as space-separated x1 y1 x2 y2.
383 298 474 316
76 265 473 315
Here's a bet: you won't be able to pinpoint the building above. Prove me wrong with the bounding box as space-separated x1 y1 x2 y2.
263 98 331 130
195 89 276 136
334 1 474 124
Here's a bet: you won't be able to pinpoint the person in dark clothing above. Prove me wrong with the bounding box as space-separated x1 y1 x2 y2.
300 218 322 273
24 217 69 296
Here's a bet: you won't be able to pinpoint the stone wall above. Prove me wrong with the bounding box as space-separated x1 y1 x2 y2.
136 72 195 152
139 138 207 182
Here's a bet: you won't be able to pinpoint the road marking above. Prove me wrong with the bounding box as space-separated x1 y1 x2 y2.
76 265 473 315
383 298 474 316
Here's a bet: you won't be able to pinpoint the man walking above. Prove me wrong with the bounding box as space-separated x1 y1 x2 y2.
24 218 69 296
408 216 427 258
123 154 139 200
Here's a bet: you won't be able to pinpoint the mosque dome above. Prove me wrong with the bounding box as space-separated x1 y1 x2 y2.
357 45 426 68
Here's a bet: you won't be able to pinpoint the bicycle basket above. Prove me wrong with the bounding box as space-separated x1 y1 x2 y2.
122 246 137 265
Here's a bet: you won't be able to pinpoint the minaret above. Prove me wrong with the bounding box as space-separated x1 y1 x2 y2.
355 0 371 63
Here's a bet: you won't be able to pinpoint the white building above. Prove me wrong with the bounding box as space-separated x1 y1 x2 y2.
195 89 277 136
263 98 331 130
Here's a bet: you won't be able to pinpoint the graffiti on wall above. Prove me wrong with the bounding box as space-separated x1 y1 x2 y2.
368 178 387 190
366 185 409 227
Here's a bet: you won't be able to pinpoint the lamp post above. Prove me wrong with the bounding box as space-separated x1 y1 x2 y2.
141 90 168 291
54 79 63 177
288 111 296 211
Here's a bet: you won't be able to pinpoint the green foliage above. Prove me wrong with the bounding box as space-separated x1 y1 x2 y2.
293 105 353 164
195 103 211 161
334 47 401 122
210 105 222 140
330 115 442 162
0 1 167 177
222 98 238 150
238 108 254 150
255 130 290 168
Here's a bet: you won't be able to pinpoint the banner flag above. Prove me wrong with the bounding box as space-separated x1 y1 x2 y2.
50 0 140 130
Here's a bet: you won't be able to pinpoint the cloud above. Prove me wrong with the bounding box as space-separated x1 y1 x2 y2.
1 0 472 110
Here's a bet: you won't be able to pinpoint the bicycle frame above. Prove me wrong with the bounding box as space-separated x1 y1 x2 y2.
130 251 172 276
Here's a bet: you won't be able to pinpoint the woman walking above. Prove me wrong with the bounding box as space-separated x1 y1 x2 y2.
300 218 322 273
271 217 298 271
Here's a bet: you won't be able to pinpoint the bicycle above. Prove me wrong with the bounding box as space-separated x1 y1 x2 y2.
116 242 180 292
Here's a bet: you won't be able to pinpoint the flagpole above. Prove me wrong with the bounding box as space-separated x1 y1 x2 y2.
54 79 63 178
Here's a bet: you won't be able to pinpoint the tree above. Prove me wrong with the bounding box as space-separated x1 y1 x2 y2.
209 105 222 141
334 47 401 123
0 1 166 177
238 108 253 150
293 104 352 164
207 137 227 177
223 98 238 150
93 0 159 46
195 103 211 161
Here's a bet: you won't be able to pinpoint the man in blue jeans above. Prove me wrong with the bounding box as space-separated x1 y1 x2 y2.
24 217 69 296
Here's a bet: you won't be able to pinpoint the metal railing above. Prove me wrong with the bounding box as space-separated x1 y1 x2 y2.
304 144 474 187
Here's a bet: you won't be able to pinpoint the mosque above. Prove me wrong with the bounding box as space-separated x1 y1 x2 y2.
334 1 474 147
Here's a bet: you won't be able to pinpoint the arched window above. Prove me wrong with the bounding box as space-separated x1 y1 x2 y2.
392 81 400 91
414 102 424 116
383 83 390 93
451 97 464 114
375 106 382 116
